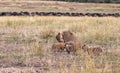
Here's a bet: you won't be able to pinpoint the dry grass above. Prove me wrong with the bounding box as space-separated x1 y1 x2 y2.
0 16 119 45
0 16 120 73
0 1 120 13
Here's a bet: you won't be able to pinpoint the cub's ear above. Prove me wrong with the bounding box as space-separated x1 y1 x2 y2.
58 32 60 35
83 44 86 46
58 32 62 35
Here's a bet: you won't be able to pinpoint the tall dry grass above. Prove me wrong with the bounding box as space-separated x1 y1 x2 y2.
0 16 120 73
0 16 119 45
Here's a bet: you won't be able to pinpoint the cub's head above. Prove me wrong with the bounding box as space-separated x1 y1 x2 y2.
82 44 89 50
56 32 64 42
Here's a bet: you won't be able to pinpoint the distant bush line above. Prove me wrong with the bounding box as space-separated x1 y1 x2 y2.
0 12 120 17
50 0 120 3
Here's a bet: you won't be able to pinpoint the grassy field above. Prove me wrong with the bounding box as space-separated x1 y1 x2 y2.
0 1 120 13
0 16 120 73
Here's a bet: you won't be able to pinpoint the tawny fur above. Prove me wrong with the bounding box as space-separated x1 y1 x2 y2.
65 41 81 54
56 32 64 42
55 30 81 53
65 41 76 54
52 42 66 52
82 44 103 55
56 30 77 42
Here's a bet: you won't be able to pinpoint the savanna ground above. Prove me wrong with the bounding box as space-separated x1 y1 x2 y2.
0 16 120 73
0 0 120 73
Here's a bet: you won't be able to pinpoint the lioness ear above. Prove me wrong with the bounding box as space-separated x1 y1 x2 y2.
68 31 73 35
70 32 73 35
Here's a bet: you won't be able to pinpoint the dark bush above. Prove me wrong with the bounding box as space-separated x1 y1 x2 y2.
50 0 120 3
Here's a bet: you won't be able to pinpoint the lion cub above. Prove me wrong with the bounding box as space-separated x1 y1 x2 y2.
52 42 66 52
82 44 103 55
